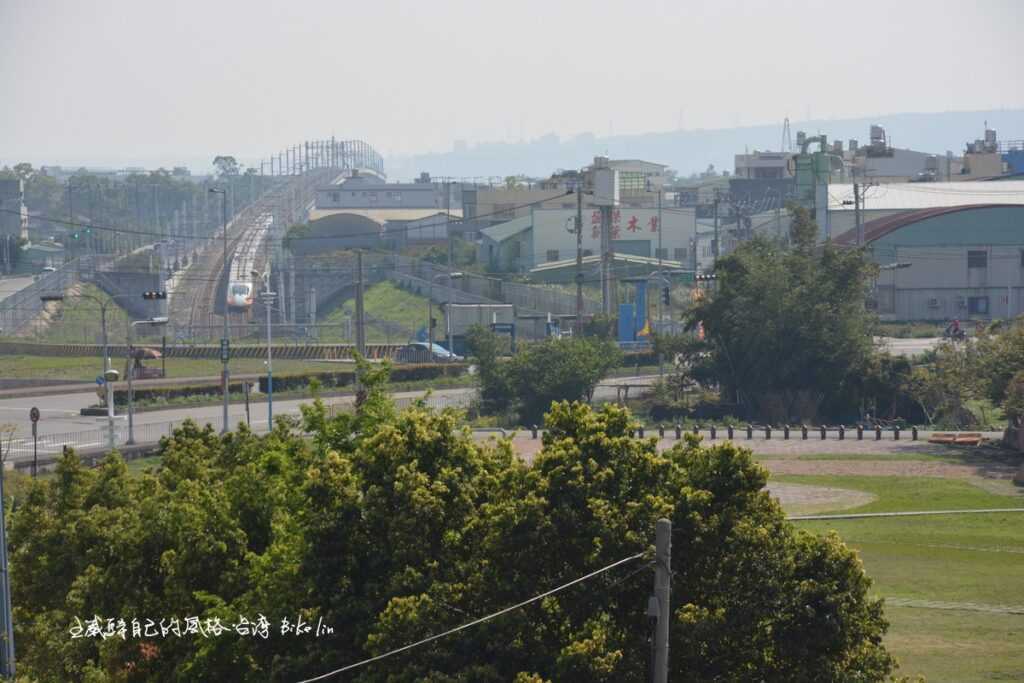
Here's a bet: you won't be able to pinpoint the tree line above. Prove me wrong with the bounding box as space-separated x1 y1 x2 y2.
7 360 899 681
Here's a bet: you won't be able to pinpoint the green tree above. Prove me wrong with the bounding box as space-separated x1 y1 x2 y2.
688 206 878 422
8 368 896 681
212 156 240 178
904 341 982 428
464 324 513 414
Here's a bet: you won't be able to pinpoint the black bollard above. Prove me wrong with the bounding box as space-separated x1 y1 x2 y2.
709 425 717 440
783 424 790 440
893 426 900 441
875 425 882 441
675 424 682 439
912 426 918 441
746 424 753 439
765 425 771 440
857 425 864 441
727 424 734 440
839 425 845 440
820 425 827 440
801 425 808 440
658 425 665 438
638 425 645 438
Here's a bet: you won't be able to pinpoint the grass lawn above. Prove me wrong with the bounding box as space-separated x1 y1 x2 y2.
778 474 1024 681
319 281 429 343
4 282 134 345
0 355 356 382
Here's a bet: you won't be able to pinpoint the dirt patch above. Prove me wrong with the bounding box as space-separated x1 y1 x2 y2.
763 459 1016 480
767 481 876 515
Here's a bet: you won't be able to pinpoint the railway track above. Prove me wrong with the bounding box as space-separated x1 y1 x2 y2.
172 169 338 342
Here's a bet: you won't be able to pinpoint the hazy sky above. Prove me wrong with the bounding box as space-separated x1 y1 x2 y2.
1 0 1021 171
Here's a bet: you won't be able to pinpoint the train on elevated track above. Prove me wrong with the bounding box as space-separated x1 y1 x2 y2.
226 212 274 309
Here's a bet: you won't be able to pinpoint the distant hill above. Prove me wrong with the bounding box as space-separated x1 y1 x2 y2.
387 109 1024 181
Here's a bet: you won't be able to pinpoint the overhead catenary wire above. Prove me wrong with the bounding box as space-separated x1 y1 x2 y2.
295 551 648 683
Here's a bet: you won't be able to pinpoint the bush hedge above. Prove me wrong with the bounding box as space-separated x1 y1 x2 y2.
108 363 468 405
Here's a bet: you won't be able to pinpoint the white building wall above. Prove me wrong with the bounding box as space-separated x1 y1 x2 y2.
528 207 696 266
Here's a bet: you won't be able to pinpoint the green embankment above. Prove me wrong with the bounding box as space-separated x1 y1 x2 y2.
319 281 429 343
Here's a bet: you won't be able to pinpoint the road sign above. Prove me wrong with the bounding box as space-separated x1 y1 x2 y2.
220 338 230 363
29 407 40 423
96 375 106 386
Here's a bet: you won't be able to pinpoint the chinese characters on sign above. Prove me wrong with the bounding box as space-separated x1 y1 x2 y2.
589 211 660 239
69 615 335 640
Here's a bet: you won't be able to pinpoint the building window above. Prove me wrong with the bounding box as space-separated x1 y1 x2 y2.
655 248 669 259
968 296 989 314
967 250 988 268
546 249 560 262
674 247 687 262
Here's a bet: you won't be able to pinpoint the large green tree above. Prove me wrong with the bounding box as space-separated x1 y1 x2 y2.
466 328 622 425
9 361 896 681
688 206 878 422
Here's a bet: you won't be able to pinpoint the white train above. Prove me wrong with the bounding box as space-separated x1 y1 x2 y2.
226 212 274 310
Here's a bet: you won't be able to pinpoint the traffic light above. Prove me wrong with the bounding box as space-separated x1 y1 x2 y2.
661 286 670 305
696 273 717 282
142 291 167 300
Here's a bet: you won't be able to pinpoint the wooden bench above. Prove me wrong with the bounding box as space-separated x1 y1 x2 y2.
927 432 985 446
953 432 985 446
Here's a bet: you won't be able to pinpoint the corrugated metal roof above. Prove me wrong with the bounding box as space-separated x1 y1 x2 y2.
828 181 1024 211
480 215 532 243
530 253 685 273
308 208 463 224
833 204 1024 246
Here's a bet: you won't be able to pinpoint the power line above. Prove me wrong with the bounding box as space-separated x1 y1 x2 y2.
296 551 648 683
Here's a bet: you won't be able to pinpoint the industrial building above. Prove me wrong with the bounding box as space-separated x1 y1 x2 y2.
479 206 696 273
833 201 1024 321
463 159 668 226
314 171 457 211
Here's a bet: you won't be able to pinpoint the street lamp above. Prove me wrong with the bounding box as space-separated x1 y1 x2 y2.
208 187 229 434
430 272 463 361
252 269 275 427
40 292 138 450
126 316 169 445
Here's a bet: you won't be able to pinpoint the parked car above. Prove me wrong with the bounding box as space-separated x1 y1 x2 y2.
394 341 463 363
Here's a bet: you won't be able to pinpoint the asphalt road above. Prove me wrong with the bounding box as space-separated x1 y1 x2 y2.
0 374 659 460
0 276 35 304
875 337 942 357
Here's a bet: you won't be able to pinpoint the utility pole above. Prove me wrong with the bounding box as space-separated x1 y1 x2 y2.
712 188 721 267
651 518 672 683
600 205 613 316
854 182 863 246
208 187 230 434
355 251 366 356
0 423 14 680
575 186 584 336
